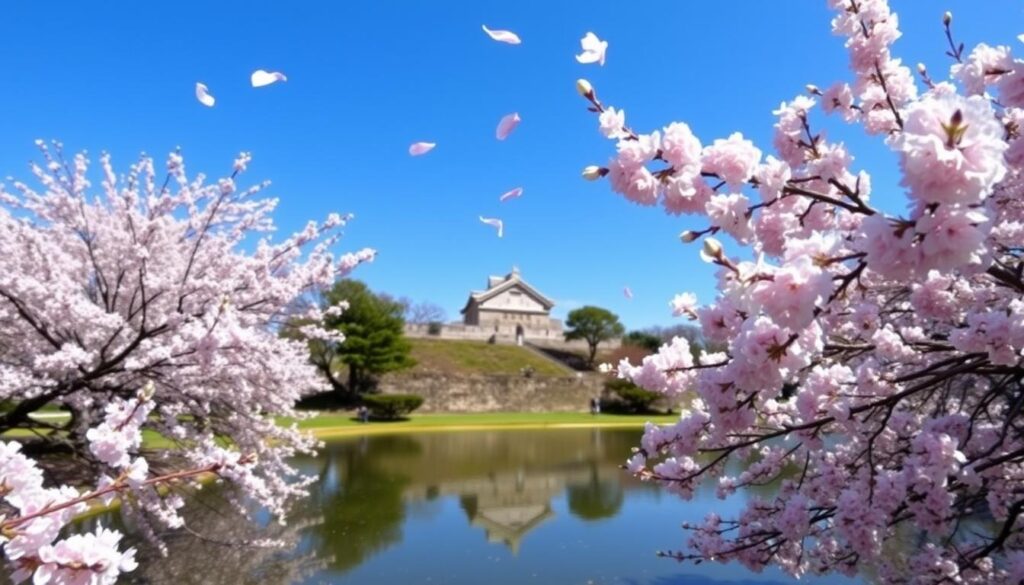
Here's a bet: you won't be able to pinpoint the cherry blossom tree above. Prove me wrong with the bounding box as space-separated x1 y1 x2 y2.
0 142 374 583
580 3 1024 583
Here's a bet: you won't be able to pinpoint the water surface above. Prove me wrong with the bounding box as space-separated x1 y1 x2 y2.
115 428 862 584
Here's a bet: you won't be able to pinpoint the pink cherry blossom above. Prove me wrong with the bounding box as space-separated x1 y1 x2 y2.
0 146 372 583
598 107 627 139
576 2 1024 581
821 82 856 121
660 122 702 170
892 91 1007 205
951 43 1013 95
670 292 698 318
773 95 816 166
700 132 761 190
34 527 137 585
750 256 833 330
662 172 711 215
704 193 754 242
607 159 659 206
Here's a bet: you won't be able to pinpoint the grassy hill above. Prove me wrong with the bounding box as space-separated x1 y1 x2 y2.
407 338 571 376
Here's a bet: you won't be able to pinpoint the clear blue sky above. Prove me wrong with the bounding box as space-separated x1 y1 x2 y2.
0 1 1016 329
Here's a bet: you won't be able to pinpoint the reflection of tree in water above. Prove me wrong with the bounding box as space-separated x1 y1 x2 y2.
567 465 625 522
78 485 325 585
300 434 420 573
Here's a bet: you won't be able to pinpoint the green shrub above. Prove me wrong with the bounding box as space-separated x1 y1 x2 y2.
427 321 443 335
603 378 660 414
362 394 424 420
296 391 356 411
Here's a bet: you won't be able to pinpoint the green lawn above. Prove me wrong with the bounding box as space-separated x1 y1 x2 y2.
407 338 571 376
3 411 677 443
299 411 676 429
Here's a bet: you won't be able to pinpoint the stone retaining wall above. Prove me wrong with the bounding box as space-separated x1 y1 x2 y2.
403 323 620 351
377 372 605 413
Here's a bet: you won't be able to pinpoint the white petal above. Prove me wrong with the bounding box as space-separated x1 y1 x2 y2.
623 286 633 300
499 187 523 202
575 32 608 66
482 25 521 45
251 69 288 88
195 83 215 107
409 142 436 156
479 216 504 238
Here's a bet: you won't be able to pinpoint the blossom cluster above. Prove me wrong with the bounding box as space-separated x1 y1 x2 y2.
582 2 1024 582
1 441 136 584
0 146 372 582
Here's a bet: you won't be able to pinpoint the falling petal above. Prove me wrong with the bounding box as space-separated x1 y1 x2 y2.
480 216 504 238
575 32 608 66
195 83 215 107
496 112 521 141
482 25 521 45
623 286 633 300
251 69 288 88
499 187 524 203
409 142 436 156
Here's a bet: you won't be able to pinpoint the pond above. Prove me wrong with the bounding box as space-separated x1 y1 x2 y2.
104 428 864 584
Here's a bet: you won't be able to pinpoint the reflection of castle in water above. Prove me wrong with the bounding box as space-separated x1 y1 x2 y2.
285 429 651 575
406 464 622 554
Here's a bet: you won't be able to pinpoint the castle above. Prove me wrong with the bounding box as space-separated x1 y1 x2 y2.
404 267 565 345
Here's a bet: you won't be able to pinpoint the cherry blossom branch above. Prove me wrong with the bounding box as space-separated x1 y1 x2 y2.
2 459 242 531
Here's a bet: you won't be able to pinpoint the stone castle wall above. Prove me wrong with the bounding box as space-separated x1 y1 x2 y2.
403 322 620 351
378 371 606 412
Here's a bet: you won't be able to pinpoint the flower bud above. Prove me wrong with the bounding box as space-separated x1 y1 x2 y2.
140 381 156 401
917 62 927 75
679 230 699 243
576 78 594 98
701 237 724 262
581 165 605 181
943 11 952 26
805 84 821 96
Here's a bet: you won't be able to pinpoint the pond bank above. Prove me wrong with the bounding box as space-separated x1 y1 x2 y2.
2 412 678 443
300 411 679 439
67 413 675 522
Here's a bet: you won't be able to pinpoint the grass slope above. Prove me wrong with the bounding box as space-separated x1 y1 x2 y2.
407 338 571 376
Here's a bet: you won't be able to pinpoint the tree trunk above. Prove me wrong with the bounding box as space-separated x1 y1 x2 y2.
348 365 361 396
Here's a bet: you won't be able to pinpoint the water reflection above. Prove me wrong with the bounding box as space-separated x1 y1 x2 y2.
294 429 648 566
94 429 860 584
306 434 417 573
77 488 326 584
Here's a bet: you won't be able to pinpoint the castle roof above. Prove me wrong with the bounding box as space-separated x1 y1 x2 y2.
461 268 555 314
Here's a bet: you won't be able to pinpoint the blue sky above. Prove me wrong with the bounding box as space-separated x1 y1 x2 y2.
0 1 1017 329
